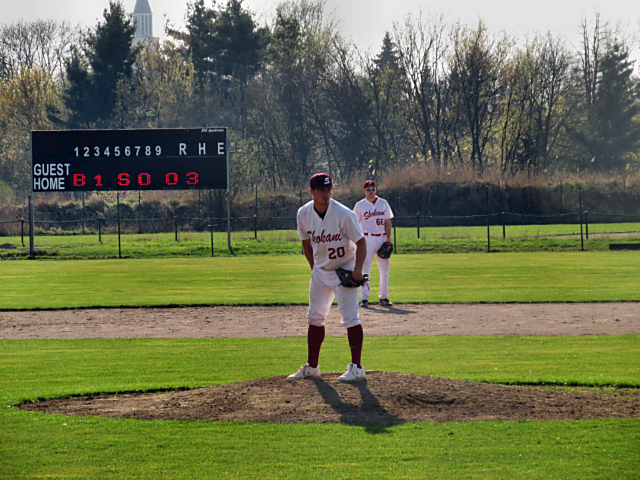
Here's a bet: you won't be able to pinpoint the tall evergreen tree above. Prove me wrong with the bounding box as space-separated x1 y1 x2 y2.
59 1 138 127
182 0 268 82
373 32 399 71
571 43 640 170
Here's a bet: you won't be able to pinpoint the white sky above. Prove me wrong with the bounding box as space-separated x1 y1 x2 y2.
2 0 639 60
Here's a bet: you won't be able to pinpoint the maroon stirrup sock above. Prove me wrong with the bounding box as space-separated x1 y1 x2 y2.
307 325 325 368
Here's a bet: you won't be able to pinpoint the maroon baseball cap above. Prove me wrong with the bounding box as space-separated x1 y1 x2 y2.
309 173 334 190
364 180 376 189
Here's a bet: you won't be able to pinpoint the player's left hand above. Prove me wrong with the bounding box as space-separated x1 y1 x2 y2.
336 268 368 288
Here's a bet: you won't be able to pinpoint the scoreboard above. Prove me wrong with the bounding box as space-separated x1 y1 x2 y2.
31 128 228 192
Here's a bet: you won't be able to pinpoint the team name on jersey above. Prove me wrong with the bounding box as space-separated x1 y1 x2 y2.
307 229 343 244
363 209 386 220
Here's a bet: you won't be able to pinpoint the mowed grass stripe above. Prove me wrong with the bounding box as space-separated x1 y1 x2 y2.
3 337 639 404
2 251 640 310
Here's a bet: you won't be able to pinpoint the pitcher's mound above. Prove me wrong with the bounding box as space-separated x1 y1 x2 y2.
18 372 639 424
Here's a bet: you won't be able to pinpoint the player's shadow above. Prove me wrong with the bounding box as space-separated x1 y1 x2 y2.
367 304 416 316
311 377 405 434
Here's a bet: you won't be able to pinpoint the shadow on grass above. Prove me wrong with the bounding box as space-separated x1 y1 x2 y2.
311 377 405 434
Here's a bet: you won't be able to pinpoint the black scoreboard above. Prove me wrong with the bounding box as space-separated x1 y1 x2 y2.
31 128 228 192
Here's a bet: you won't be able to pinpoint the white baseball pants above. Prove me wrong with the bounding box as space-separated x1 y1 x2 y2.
307 266 361 329
360 235 390 301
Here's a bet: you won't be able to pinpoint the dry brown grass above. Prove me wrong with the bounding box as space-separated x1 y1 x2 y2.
363 164 640 193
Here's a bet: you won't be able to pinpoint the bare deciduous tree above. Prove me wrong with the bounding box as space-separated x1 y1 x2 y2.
449 21 510 173
0 19 80 79
394 14 454 167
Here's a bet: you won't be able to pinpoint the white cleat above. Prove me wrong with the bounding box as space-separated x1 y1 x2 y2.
287 363 320 380
338 363 366 382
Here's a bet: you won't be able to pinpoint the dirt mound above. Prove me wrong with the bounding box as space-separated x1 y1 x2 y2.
18 372 640 424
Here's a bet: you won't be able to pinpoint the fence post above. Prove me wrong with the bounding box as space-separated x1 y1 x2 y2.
138 190 142 234
502 212 506 238
560 180 563 214
98 217 102 244
393 189 397 253
585 211 589 240
622 178 625 216
486 186 491 253
254 185 258 240
21 218 24 246
174 216 178 242
579 185 584 252
82 191 85 235
416 213 420 239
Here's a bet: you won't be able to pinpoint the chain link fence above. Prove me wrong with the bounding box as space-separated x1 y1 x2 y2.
1 184 640 258
1 211 639 258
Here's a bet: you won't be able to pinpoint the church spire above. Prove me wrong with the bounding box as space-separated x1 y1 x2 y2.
133 0 153 42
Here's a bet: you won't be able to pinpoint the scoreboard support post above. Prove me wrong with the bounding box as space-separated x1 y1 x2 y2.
226 129 233 254
28 193 34 259
209 189 214 257
117 192 122 259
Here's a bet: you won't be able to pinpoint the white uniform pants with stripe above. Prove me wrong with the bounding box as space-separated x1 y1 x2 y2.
360 235 390 301
307 266 361 329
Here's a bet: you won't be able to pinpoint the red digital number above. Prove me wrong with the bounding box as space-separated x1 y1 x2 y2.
118 173 130 186
94 175 103 187
165 172 178 186
138 173 151 186
73 174 86 187
186 171 199 185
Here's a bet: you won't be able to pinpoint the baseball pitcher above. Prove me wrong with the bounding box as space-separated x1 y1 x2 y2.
288 173 368 382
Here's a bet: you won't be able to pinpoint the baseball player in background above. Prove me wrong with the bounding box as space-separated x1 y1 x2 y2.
288 173 368 382
353 180 394 307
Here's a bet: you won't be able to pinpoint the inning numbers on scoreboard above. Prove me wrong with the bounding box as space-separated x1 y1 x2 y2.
73 145 163 157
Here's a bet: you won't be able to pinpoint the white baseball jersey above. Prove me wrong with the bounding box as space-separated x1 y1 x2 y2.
353 197 394 235
297 198 364 271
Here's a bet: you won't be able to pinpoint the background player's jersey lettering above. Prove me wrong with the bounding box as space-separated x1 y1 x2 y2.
354 197 394 235
363 209 386 220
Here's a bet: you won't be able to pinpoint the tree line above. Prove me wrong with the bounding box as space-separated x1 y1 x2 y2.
1 0 639 199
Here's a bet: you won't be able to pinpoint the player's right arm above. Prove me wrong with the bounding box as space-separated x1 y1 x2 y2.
302 239 314 270
354 201 363 226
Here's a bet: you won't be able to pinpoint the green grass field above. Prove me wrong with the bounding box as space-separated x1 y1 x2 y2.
2 336 639 479
2 221 639 259
1 253 639 478
1 252 640 309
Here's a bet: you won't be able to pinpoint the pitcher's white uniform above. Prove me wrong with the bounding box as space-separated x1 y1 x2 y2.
297 198 364 328
353 197 394 301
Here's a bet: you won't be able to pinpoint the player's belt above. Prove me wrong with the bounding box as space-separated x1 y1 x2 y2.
364 233 383 236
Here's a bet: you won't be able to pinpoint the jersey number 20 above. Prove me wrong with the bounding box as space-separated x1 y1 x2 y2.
328 247 345 259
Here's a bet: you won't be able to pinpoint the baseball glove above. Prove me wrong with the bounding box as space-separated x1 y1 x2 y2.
336 268 369 288
377 241 393 259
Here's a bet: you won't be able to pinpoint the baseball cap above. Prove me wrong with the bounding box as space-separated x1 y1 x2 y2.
309 173 334 190
364 180 376 189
